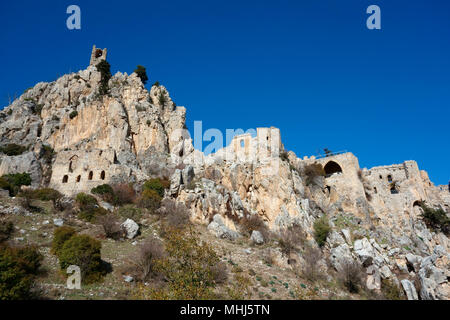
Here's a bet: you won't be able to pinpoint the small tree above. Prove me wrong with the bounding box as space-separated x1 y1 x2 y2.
96 60 112 95
278 224 306 257
338 259 363 293
134 65 148 85
419 201 449 235
313 215 331 247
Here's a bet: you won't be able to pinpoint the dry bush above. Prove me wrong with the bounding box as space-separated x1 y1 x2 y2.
204 167 222 181
301 162 325 186
278 224 306 257
0 220 14 243
211 261 229 284
262 248 276 266
158 198 190 230
136 189 161 212
302 246 323 282
112 183 136 205
241 214 271 242
126 236 165 282
96 214 123 240
338 259 364 293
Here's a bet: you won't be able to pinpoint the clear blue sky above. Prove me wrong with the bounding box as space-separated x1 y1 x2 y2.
1 0 449 185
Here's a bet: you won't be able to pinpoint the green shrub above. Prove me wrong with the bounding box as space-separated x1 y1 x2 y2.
41 144 55 164
137 228 222 299
78 206 108 222
0 173 32 196
21 188 62 209
134 65 148 85
158 92 167 106
381 279 404 300
0 244 43 300
136 189 162 212
51 226 76 256
0 144 27 156
313 215 331 247
69 110 78 119
58 234 106 284
0 221 14 243
75 192 98 209
96 60 112 95
91 184 116 203
153 81 160 87
419 201 449 235
143 178 170 198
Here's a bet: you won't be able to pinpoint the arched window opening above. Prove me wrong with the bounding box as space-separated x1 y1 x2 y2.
390 185 399 194
374 187 377 194
88 171 93 180
324 161 343 177
62 175 68 183
240 140 245 148
100 171 105 180
379 175 382 179
76 175 81 183
387 175 393 183
69 161 73 173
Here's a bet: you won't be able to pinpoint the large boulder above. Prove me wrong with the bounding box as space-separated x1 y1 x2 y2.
207 214 240 241
250 230 264 245
121 218 140 239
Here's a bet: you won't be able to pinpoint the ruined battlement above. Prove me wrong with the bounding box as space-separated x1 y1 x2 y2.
89 45 107 66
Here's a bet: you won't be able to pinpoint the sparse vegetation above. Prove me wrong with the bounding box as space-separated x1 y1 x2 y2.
41 144 55 164
241 214 271 242
136 189 161 212
0 143 27 156
313 215 331 247
381 279 404 300
142 178 170 198
69 110 78 119
302 246 323 282
338 260 363 293
75 192 107 222
134 65 148 85
126 236 165 282
91 184 116 203
96 60 112 95
278 224 306 257
0 172 32 196
112 183 136 205
96 214 123 240
0 221 14 243
136 227 223 299
301 162 325 186
418 201 449 235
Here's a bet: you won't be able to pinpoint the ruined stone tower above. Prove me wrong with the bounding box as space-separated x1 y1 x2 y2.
89 45 107 66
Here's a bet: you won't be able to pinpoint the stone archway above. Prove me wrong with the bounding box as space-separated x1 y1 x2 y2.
324 161 343 177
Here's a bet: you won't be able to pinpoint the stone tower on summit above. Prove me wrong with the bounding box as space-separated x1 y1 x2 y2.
89 45 107 66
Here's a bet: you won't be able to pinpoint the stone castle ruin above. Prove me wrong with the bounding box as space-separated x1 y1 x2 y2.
89 45 107 66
